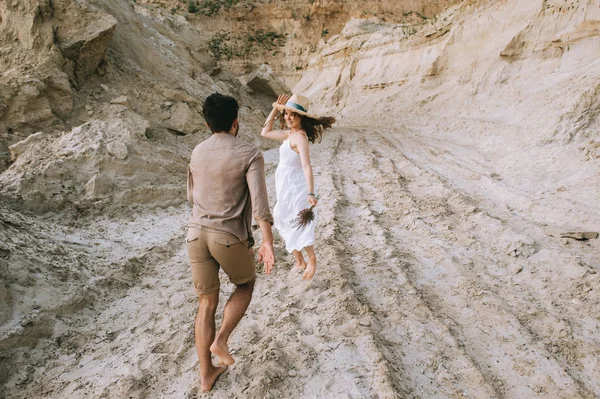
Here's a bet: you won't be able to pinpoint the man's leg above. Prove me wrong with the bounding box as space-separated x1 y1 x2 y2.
195 291 227 392
303 245 317 280
210 277 255 365
292 249 307 270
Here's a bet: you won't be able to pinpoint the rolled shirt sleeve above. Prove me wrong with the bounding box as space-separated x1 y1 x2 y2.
187 165 194 204
246 150 274 225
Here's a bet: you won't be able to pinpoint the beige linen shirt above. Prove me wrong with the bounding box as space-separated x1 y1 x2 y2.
187 133 273 244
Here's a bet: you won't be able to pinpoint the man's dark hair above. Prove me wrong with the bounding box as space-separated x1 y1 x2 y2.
202 93 239 133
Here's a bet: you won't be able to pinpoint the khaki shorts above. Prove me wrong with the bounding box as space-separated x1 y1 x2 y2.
186 226 255 295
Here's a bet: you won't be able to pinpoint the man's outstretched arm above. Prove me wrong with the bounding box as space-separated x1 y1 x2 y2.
257 221 275 274
246 150 276 273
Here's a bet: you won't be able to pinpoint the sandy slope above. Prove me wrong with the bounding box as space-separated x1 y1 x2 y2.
3 127 599 399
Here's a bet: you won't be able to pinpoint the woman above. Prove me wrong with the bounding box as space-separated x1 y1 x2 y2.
260 94 335 280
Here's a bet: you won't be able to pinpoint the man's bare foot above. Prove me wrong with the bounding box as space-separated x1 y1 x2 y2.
210 340 235 365
200 365 228 392
302 255 317 280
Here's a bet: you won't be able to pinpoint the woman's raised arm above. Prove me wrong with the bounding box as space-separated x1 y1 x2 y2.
260 94 290 141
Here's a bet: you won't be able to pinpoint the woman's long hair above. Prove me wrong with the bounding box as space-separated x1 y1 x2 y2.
279 111 336 143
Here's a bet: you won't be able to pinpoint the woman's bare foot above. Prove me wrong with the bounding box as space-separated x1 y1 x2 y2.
302 255 317 280
200 365 228 392
210 339 235 365
292 250 307 271
293 258 307 271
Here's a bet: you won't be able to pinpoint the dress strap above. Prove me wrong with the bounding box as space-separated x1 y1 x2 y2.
286 132 305 155
288 131 308 140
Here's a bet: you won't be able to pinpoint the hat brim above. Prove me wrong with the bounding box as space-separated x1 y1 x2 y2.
273 103 321 120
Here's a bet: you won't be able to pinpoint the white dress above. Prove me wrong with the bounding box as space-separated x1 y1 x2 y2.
273 137 317 253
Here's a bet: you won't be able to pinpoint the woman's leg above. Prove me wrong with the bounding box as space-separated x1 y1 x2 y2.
303 246 317 280
292 249 307 270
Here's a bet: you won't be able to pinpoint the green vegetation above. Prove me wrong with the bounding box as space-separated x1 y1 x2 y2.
208 32 233 60
415 11 428 20
403 10 429 20
247 30 285 50
188 0 199 13
208 29 286 61
198 0 239 16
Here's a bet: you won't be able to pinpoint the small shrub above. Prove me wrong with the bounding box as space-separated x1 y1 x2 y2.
415 11 428 20
247 30 285 50
199 0 239 16
188 0 199 13
209 32 233 60
207 27 286 62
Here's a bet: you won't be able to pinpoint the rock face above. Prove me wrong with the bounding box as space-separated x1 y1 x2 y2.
296 1 600 147
0 0 117 133
0 71 73 135
294 0 600 230
8 132 45 162
163 102 204 135
0 0 277 173
56 12 117 82
0 112 187 213
139 0 459 85
247 64 291 97
0 0 117 173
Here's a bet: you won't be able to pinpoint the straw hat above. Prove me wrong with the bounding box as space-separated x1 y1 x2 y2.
272 94 320 120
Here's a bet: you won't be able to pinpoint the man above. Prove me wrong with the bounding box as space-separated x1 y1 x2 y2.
186 93 275 392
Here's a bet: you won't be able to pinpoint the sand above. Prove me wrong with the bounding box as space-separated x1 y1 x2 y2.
2 126 599 398
2 1 600 397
